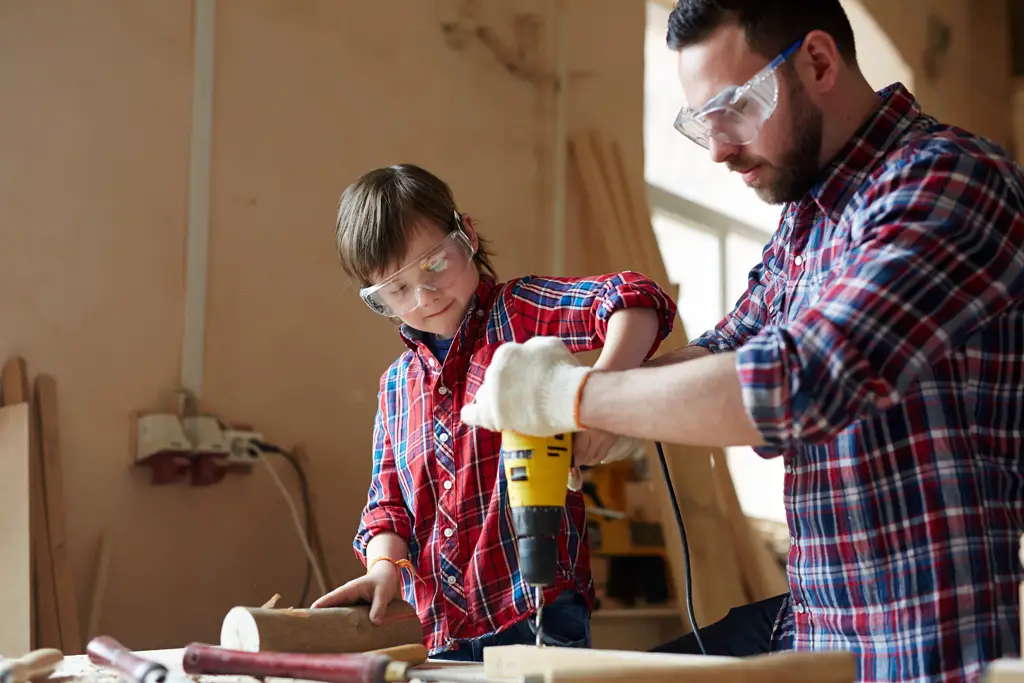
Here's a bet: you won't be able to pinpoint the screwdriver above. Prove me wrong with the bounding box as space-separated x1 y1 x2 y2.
181 643 534 683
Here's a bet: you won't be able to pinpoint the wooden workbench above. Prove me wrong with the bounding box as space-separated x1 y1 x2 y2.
53 648 484 683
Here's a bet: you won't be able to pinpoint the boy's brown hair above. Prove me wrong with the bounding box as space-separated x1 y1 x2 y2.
335 164 497 288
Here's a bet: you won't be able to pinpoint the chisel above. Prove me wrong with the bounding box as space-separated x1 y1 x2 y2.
182 643 527 683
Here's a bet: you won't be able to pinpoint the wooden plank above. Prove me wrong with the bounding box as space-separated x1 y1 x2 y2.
570 129 749 626
35 374 82 654
0 403 32 657
87 530 113 640
483 644 856 683
3 358 62 651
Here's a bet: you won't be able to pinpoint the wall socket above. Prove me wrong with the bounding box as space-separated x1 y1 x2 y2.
223 429 264 465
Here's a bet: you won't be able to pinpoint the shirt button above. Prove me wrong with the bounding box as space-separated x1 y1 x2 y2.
446 575 457 585
790 536 797 545
439 433 449 443
444 528 454 538
476 309 485 317
794 255 803 267
443 480 453 490
438 385 449 396
794 603 805 614
785 465 793 474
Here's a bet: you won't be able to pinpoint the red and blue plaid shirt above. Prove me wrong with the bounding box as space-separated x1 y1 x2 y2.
355 271 676 654
693 83 1024 682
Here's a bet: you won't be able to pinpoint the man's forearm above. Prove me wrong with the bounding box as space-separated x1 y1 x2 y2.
593 309 660 371
577 351 764 447
643 343 710 368
364 532 409 570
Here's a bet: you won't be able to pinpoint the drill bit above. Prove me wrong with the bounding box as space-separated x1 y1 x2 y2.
534 585 545 647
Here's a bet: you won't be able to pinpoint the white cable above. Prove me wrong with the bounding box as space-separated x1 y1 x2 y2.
256 453 329 597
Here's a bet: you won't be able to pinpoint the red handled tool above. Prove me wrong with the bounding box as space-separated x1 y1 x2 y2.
182 643 518 683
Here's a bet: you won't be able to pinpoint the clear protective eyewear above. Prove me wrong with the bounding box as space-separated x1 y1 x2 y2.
358 211 477 318
673 37 804 149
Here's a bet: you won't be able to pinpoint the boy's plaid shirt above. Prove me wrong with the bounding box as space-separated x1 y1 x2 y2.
693 83 1024 682
354 272 676 654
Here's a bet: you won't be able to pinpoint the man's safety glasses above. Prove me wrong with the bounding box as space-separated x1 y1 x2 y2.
673 37 804 149
358 212 476 318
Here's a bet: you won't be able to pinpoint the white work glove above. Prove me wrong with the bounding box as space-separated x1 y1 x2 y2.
460 337 592 437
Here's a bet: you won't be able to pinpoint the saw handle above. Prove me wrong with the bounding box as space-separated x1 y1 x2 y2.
182 643 395 683
86 636 167 683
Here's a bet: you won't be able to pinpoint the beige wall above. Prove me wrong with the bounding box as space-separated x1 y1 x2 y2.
859 0 1012 150
0 0 644 648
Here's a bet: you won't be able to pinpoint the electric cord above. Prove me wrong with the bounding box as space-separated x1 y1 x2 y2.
655 440 706 655
248 439 326 607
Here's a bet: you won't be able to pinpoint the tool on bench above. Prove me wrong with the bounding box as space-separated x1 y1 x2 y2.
86 636 188 683
0 648 63 683
182 643 527 683
500 430 574 647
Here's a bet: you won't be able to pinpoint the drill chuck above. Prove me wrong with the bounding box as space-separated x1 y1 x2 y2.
512 507 564 586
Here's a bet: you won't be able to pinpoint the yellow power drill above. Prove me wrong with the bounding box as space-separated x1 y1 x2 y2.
500 430 573 647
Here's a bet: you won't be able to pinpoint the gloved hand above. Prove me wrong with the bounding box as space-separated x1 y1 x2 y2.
574 430 642 467
460 337 592 436
567 432 643 491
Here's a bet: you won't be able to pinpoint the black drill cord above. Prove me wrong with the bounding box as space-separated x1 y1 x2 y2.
655 440 707 655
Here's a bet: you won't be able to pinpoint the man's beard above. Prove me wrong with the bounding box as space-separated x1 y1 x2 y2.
741 85 824 205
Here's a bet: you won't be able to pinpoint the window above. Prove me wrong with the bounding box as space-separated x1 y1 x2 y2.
642 0 912 524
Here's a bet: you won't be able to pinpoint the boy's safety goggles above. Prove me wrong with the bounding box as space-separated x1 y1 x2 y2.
358 215 476 318
673 38 804 149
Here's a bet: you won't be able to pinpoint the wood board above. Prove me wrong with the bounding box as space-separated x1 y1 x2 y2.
567 129 755 625
482 644 856 683
0 402 32 656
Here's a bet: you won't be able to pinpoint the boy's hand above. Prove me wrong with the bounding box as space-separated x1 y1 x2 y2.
310 561 401 624
574 430 642 467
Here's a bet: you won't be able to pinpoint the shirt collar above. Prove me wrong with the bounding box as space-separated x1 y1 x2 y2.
399 274 497 351
808 82 921 224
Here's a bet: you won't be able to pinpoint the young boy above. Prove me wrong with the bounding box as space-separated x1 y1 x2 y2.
312 163 677 660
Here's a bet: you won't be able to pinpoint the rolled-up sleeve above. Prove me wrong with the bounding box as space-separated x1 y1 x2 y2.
504 271 676 357
353 389 412 565
736 153 1024 448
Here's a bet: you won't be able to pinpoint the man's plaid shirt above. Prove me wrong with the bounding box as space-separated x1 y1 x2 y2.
693 83 1024 682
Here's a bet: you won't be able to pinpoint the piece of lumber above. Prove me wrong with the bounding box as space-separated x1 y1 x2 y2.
5 358 63 653
0 403 32 657
987 658 1024 683
87 530 113 640
220 601 424 654
569 129 748 626
35 374 82 654
483 645 855 683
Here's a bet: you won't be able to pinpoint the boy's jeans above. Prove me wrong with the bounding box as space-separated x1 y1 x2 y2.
432 591 591 662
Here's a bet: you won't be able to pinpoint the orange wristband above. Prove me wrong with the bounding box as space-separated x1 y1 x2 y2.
368 556 416 576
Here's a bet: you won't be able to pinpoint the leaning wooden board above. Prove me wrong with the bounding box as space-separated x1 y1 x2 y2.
0 402 31 657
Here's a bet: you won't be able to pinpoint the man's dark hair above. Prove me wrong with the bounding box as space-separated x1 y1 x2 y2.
666 0 858 64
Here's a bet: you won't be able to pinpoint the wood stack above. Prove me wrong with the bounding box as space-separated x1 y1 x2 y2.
566 129 788 628
1 357 81 655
